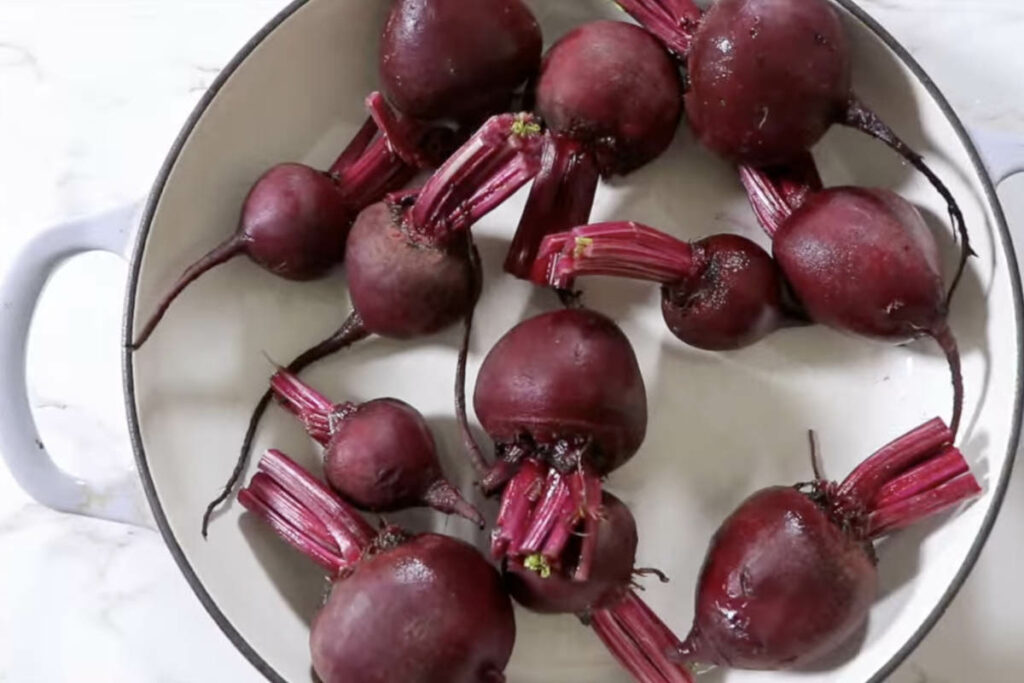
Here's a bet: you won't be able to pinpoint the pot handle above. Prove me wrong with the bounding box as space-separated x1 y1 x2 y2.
970 127 1024 185
0 203 152 527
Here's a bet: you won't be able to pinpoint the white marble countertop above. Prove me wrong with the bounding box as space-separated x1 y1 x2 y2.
2 1 1023 681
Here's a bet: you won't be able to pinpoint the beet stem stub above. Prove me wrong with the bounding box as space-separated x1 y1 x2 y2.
131 235 244 349
591 591 694 683
842 97 973 305
867 471 981 539
504 133 601 279
613 0 703 59
407 112 543 245
533 221 696 289
328 115 379 176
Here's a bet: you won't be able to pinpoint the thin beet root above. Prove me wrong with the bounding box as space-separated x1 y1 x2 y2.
465 309 648 582
741 163 965 435
673 418 980 671
531 221 801 351
615 0 971 292
504 492 694 683
504 20 683 279
266 368 483 526
201 113 545 535
237 449 515 683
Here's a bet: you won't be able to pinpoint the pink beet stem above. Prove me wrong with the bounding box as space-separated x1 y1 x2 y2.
872 446 969 509
571 470 604 582
327 115 379 176
257 449 374 563
333 134 418 211
365 91 436 169
492 459 546 559
238 487 348 575
504 133 600 280
592 592 694 683
517 469 572 555
244 473 336 552
867 472 982 539
609 591 693 683
269 369 355 446
408 113 544 244
836 418 954 509
738 165 792 237
613 0 703 58
536 221 696 289
540 494 579 560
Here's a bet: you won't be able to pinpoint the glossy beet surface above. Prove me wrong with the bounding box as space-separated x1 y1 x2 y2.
242 163 352 278
683 486 877 669
773 187 945 343
345 202 478 339
685 0 851 165
662 234 791 351
503 492 637 614
310 533 516 683
380 0 542 122
474 309 648 473
535 20 683 175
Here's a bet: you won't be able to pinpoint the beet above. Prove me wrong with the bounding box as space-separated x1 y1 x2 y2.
202 113 544 535
674 419 980 671
266 368 482 525
503 20 683 279
461 309 647 582
530 221 799 351
133 0 542 349
615 0 970 286
505 493 693 683
740 161 965 435
380 0 542 122
238 449 515 683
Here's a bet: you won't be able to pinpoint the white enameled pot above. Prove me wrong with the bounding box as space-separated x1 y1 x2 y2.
3 1 1024 682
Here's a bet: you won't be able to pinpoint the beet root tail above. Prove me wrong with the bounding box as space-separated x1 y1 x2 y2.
421 478 485 528
590 590 694 683
131 235 244 349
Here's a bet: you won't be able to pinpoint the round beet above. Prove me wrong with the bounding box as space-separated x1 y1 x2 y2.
685 0 850 166
774 187 946 343
683 486 877 669
673 419 980 671
312 534 514 683
504 492 637 614
535 20 683 175
266 369 483 525
530 222 798 351
380 0 541 122
238 450 515 683
474 309 648 469
504 20 683 278
462 309 647 586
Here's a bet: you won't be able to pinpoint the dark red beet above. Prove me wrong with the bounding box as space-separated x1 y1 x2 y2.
380 0 542 122
202 113 545 535
461 309 647 584
615 0 970 284
674 419 980 671
238 449 515 683
530 221 797 351
504 20 683 279
741 162 965 435
267 369 482 525
505 493 693 683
